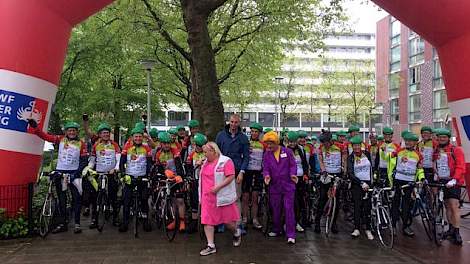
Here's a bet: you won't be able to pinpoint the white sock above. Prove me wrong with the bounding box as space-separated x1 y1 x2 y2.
234 228 241 237
208 243 215 248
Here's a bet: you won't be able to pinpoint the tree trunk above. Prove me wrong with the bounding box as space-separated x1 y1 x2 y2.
181 0 224 140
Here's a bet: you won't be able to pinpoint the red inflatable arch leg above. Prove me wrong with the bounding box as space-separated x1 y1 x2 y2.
0 0 114 215
372 0 470 198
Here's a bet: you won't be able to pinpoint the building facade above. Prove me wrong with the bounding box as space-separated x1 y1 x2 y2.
376 16 450 138
153 32 381 137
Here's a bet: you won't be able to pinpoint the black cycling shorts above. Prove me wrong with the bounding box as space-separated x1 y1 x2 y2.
424 168 436 183
439 180 461 200
242 170 263 193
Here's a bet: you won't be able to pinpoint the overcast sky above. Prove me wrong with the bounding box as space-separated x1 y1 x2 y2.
343 0 388 34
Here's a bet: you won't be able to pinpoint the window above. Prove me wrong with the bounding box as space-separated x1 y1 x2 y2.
241 112 256 127
390 19 401 46
433 59 444 89
433 90 450 121
280 113 300 127
409 37 424 65
259 112 276 127
168 111 189 126
389 73 400 98
301 113 321 127
324 113 343 128
390 98 399 123
409 66 421 93
390 46 401 72
409 94 421 122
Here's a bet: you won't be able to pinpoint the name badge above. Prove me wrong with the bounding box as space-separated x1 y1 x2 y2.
280 153 287 158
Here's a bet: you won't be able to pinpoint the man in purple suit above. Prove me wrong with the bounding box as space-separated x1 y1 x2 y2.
262 131 297 244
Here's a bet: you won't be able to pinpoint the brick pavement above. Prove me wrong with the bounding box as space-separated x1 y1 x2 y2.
1 205 469 263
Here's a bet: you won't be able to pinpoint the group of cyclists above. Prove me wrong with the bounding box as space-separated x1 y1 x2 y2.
28 114 466 247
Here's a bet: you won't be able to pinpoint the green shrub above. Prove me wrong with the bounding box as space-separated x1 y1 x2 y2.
0 208 29 239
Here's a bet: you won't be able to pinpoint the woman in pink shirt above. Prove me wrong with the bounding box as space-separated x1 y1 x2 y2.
199 142 241 256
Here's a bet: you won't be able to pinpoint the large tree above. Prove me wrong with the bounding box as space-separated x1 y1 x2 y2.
54 0 345 139
134 0 345 138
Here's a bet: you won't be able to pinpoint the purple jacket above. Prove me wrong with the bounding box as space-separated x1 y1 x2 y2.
263 146 297 194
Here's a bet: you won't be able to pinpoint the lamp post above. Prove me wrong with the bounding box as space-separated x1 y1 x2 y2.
140 60 157 132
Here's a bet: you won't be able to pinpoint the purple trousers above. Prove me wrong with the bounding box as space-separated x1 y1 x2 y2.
270 191 296 239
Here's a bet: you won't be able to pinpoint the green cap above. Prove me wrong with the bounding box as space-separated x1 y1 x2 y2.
176 125 185 131
158 132 172 143
193 133 207 146
420 126 433 133
436 128 451 137
287 131 299 141
168 128 178 135
401 130 411 137
135 122 145 130
97 123 111 133
377 135 384 140
149 128 159 138
348 125 360 133
403 132 419 141
264 128 273 133
298 130 308 138
131 127 144 136
64 121 80 130
337 130 348 137
383 127 393 134
332 134 338 141
311 136 318 141
350 135 363 145
188 120 200 128
249 122 263 132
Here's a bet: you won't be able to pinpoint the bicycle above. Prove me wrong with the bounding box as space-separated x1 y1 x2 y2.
305 174 320 227
322 174 341 237
94 172 114 232
428 182 447 246
38 171 65 238
129 176 152 238
367 185 394 248
409 182 434 241
153 176 181 242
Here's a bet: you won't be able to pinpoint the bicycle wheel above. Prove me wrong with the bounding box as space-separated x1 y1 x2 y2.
39 195 53 238
163 198 179 242
134 195 139 238
96 192 108 232
417 199 434 240
325 196 336 237
434 202 445 246
376 206 394 249
259 194 270 236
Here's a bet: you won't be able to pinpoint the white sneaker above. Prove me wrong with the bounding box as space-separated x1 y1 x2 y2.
268 232 279 237
296 224 305 232
252 218 262 229
287 238 296 244
351 229 360 238
365 230 374 240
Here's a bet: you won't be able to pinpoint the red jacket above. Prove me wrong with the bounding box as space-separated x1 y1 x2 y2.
433 144 466 185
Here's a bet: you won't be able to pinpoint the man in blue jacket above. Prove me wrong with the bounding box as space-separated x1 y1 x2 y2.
216 114 250 233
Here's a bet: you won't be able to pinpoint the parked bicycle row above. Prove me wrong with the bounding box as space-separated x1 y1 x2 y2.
29 114 466 256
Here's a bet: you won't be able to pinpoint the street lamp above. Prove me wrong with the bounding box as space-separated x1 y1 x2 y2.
140 59 157 132
274 76 284 131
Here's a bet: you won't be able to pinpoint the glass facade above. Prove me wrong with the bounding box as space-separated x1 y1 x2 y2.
168 111 189 126
389 73 400 98
408 94 421 122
